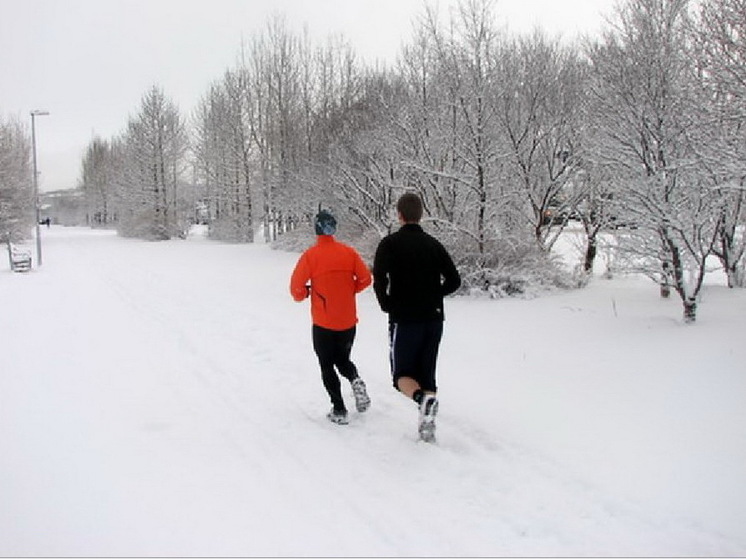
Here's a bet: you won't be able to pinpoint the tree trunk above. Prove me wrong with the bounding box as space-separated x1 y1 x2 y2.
736 265 746 289
726 262 746 288
660 260 672 298
683 297 697 324
583 237 597 274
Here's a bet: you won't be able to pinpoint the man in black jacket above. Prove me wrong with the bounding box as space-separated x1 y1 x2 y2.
373 192 461 442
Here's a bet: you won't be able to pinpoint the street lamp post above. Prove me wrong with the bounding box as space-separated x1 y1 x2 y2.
30 109 49 267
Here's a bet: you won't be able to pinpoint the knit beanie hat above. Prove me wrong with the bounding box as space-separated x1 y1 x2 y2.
314 210 337 236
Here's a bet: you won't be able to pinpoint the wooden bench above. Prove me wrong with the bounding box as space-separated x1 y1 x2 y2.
7 241 32 272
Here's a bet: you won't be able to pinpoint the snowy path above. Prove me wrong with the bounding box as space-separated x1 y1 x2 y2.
2 227 745 556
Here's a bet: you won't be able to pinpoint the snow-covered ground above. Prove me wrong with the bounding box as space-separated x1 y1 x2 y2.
2 226 745 557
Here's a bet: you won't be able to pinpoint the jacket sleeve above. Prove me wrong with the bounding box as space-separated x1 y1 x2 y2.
439 244 461 297
289 253 311 302
372 239 391 312
353 250 372 294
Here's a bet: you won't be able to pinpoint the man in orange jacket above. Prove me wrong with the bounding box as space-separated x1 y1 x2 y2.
290 210 372 425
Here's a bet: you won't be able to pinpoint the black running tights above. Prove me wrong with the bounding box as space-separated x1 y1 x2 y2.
312 325 358 411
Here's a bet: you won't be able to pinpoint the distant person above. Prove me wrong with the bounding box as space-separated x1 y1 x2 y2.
290 210 372 425
373 192 461 442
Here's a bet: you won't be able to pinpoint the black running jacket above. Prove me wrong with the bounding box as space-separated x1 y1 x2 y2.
373 223 461 323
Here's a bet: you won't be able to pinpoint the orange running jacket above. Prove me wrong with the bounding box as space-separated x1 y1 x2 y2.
290 235 372 331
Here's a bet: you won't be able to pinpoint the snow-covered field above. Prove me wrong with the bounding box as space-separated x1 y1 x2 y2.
2 226 745 557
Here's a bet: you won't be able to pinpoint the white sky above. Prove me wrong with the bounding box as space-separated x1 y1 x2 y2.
0 0 618 192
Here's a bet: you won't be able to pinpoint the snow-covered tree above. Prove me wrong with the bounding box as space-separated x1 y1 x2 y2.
193 71 254 242
695 0 746 287
292 34 372 233
418 0 504 259
80 136 117 227
588 0 722 322
0 115 33 243
495 30 588 253
322 71 401 244
117 86 189 240
385 0 577 293
246 16 306 242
